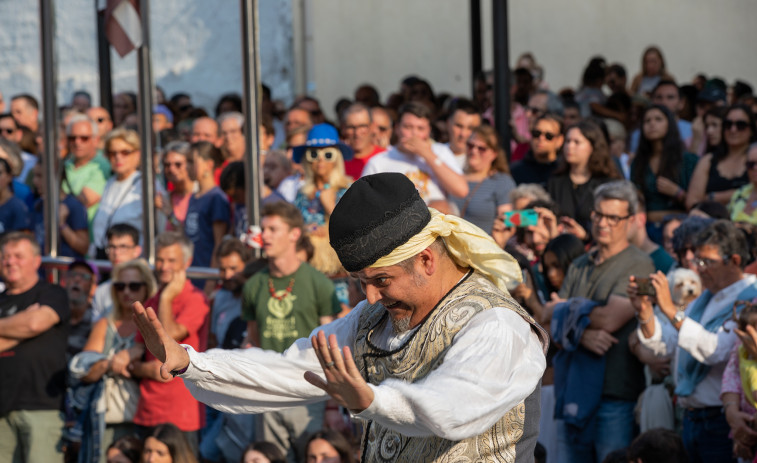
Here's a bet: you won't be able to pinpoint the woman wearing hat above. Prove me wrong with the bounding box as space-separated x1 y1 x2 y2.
293 124 353 311
292 123 353 238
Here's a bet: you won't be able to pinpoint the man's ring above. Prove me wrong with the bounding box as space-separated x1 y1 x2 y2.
325 361 335 368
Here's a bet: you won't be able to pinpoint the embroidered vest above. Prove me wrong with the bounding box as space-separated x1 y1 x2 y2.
353 271 549 462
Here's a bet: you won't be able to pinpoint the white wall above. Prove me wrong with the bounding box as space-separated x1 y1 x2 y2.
0 0 295 113
307 0 757 119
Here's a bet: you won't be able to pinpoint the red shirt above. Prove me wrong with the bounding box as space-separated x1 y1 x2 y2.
134 281 209 431
344 145 385 179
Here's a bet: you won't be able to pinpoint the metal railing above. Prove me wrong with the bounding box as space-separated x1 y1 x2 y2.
41 256 221 280
37 0 263 269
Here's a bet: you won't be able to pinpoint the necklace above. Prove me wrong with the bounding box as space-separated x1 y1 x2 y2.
268 277 295 301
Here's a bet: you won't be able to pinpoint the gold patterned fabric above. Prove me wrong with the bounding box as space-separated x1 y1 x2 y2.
353 272 548 462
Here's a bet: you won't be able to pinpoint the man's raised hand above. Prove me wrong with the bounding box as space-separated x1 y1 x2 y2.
132 301 190 381
304 331 374 413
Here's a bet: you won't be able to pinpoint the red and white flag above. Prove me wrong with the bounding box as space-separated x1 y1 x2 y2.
102 0 142 57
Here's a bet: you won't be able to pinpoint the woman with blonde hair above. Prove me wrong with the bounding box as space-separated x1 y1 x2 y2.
91 128 166 258
293 124 353 238
450 124 515 234
629 46 675 98
77 258 157 458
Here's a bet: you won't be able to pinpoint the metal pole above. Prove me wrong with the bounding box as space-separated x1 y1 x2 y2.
470 0 482 99
137 0 156 264
39 0 60 261
240 0 262 236
96 0 113 111
492 0 512 161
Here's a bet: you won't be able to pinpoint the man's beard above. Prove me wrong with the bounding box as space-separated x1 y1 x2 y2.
390 315 412 334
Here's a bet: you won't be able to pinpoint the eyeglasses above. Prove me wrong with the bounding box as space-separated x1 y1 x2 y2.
531 129 558 141
66 270 93 281
305 148 338 162
0 128 16 135
108 149 137 157
747 160 757 170
163 162 184 169
113 281 147 292
724 119 750 131
466 141 489 153
68 135 92 143
343 124 370 132
693 255 729 269
106 244 136 253
590 210 631 226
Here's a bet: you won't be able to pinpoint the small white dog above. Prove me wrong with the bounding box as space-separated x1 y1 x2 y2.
667 267 702 308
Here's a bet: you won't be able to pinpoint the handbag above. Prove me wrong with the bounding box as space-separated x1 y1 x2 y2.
103 374 139 424
102 319 140 424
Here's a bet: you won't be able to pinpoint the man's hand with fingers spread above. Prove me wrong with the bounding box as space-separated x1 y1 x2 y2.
132 301 190 381
304 331 374 413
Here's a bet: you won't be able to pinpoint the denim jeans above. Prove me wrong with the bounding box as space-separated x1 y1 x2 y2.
681 407 736 463
556 398 636 463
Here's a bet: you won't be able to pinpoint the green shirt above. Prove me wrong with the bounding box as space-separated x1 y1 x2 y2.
559 245 655 401
62 154 111 226
241 262 341 353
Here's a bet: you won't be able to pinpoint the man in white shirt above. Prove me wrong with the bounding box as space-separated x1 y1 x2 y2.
631 220 757 461
362 102 469 203
444 99 481 169
134 172 547 462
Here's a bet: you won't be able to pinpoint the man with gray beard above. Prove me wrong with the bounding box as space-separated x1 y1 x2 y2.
134 173 547 462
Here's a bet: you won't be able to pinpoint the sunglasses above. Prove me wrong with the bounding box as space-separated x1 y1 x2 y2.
108 149 137 157
531 129 558 141
724 119 750 131
68 135 92 142
113 281 147 292
305 148 338 162
466 141 489 153
163 161 184 169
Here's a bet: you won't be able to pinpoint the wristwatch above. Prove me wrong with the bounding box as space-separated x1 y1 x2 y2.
672 310 686 324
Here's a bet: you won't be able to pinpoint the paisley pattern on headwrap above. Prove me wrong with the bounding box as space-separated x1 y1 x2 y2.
330 194 430 272
353 272 548 462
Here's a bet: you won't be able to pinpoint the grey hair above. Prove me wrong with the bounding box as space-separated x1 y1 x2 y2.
509 183 551 204
593 180 639 215
66 113 98 136
217 111 244 128
265 149 292 173
155 231 194 264
339 102 372 125
533 89 564 116
163 140 191 158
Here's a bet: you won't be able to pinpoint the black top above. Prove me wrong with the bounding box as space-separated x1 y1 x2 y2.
706 158 748 193
547 174 612 233
0 280 69 415
511 150 558 187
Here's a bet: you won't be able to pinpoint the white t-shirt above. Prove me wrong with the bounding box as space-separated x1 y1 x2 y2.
445 142 467 170
362 142 462 204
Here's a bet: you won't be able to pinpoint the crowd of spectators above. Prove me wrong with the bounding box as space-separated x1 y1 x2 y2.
2 45 757 463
